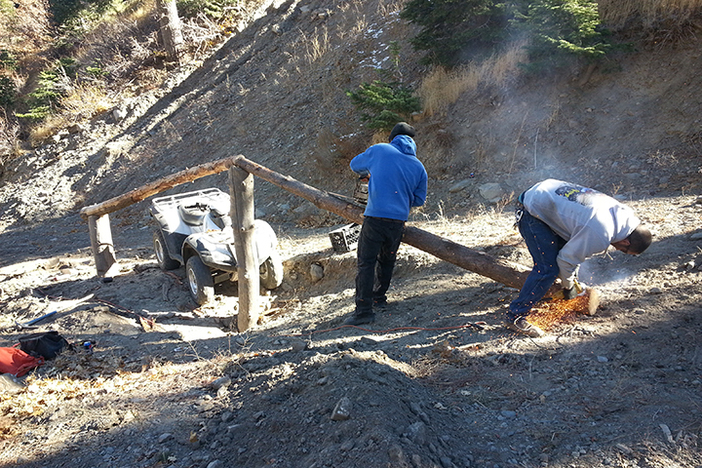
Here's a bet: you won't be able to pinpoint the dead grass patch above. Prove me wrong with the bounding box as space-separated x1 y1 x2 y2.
133 66 169 91
302 26 330 65
0 0 52 55
376 0 405 17
60 82 115 121
599 0 702 29
418 42 527 117
28 119 63 147
26 82 114 145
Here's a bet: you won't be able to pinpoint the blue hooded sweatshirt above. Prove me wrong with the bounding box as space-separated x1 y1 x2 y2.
350 134 427 221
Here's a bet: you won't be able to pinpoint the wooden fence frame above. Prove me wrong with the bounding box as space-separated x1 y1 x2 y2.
79 154 530 331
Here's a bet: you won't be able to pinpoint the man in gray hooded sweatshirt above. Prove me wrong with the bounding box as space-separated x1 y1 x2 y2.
506 179 652 337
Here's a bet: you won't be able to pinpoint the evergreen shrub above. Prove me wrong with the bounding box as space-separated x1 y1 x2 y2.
346 81 421 132
401 0 610 68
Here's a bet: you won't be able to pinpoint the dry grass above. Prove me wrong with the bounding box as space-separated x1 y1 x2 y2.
303 27 330 64
376 0 405 17
598 0 702 29
418 41 527 117
73 0 162 81
133 66 169 91
27 119 63 147
62 82 115 119
0 0 52 55
418 67 478 117
338 0 364 14
27 82 116 146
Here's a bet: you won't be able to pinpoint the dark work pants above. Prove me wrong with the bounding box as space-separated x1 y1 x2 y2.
354 216 405 314
508 210 566 320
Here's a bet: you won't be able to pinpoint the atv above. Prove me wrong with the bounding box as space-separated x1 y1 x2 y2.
149 188 284 305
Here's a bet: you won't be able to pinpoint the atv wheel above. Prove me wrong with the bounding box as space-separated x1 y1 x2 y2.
186 256 215 305
153 230 180 270
259 251 284 290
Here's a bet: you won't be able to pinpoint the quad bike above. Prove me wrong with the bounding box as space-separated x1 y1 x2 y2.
149 188 284 305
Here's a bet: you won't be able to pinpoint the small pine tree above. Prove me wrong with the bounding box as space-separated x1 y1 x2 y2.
347 41 421 132
400 0 515 66
346 81 421 132
15 58 76 121
516 0 608 67
401 0 609 69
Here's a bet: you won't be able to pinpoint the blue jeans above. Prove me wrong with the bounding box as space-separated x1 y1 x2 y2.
355 217 405 313
508 210 565 320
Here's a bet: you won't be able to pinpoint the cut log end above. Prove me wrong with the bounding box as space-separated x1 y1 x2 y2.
586 287 600 316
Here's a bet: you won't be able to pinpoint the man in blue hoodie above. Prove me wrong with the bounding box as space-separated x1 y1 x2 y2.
344 122 428 326
506 179 652 337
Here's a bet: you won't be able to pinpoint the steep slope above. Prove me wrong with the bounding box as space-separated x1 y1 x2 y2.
2 1 701 249
0 2 701 468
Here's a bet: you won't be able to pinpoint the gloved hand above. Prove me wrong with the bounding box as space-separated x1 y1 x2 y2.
562 286 578 300
552 280 584 300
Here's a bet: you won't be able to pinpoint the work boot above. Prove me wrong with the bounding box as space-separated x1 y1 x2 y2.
503 316 544 338
344 311 376 326
373 298 388 310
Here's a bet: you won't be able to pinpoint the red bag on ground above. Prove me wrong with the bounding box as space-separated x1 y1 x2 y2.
0 347 44 377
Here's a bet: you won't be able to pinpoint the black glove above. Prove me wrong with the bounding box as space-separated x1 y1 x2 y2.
562 286 578 300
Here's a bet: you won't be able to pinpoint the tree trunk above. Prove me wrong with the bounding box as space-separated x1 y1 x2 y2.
157 0 183 63
229 166 259 332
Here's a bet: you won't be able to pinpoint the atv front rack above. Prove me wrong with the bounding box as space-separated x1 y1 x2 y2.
151 188 230 215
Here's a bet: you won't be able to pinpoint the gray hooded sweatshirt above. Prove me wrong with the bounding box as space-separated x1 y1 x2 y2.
522 179 641 289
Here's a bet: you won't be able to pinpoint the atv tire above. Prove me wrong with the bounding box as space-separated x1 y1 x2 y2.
186 256 215 305
154 230 180 270
259 250 284 290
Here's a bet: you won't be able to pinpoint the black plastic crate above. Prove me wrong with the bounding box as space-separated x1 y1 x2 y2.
329 223 362 252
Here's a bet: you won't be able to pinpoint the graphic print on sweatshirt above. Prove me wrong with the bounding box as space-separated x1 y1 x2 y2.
555 184 602 206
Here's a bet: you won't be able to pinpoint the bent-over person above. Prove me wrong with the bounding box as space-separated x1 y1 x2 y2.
506 179 652 337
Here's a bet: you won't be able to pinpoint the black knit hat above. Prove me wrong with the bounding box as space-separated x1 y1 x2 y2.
389 122 416 142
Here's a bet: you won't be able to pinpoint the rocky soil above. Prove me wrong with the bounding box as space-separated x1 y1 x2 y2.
1 1 702 468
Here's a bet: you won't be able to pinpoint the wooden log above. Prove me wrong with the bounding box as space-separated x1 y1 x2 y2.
401 226 530 289
79 157 236 219
229 166 259 332
88 214 118 277
231 156 531 290
231 155 365 224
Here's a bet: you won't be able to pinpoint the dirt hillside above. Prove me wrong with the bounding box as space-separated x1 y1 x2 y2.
0 1 701 468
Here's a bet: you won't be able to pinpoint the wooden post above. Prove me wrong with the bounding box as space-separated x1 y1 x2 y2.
88 214 118 277
229 166 259 332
